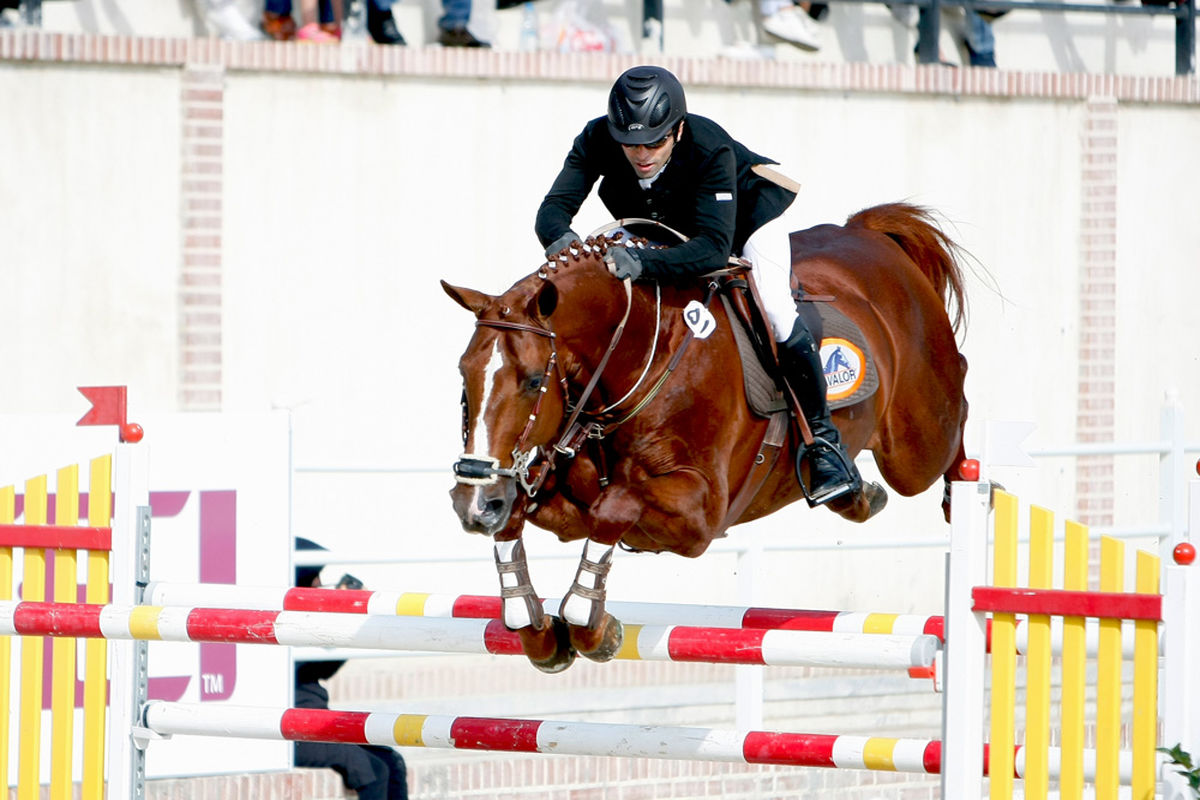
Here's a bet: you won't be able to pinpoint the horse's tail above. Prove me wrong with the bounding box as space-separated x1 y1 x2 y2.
846 202 968 333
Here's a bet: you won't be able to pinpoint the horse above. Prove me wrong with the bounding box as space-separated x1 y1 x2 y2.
442 202 971 674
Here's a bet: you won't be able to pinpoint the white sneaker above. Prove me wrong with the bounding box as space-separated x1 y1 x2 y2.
762 5 822 51
205 1 267 40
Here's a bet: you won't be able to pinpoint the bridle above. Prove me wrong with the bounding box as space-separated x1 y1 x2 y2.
452 276 640 498
452 317 565 495
452 225 719 501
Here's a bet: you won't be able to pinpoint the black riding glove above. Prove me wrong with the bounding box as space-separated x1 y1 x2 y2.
606 247 643 281
545 231 581 258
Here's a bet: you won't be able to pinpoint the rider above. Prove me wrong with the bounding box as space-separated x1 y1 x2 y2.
534 64 861 506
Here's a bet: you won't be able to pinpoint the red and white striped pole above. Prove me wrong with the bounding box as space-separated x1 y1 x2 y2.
0 601 938 670
141 701 946 772
145 581 947 638
139 701 1135 783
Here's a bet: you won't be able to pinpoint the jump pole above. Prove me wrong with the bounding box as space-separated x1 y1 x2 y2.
136 701 1138 784
144 582 1143 658
0 601 940 671
145 582 949 639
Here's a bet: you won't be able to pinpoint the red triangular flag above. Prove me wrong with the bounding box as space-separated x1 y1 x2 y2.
77 386 127 427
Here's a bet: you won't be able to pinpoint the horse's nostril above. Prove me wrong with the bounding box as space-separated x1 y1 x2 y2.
480 496 507 520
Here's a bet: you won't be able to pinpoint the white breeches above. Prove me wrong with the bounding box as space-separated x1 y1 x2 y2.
742 207 801 343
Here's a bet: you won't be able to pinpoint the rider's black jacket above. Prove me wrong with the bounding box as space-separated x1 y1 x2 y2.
535 114 796 280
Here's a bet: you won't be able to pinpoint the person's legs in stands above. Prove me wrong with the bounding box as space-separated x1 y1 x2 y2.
318 0 342 37
297 0 339 39
438 0 490 46
642 0 663 53
963 9 997 66
202 0 267 39
366 0 406 44
262 0 297 39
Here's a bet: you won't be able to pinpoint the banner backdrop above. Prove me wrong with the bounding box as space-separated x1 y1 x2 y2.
0 412 292 780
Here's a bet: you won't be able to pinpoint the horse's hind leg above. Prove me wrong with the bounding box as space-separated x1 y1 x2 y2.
494 537 576 673
939 354 973 522
560 539 624 662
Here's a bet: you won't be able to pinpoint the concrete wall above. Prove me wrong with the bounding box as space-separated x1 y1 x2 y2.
1 39 1198 616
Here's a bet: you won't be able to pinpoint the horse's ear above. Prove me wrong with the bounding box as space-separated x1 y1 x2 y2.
442 280 493 316
534 280 559 320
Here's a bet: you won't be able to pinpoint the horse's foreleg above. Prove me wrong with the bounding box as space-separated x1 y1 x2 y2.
494 537 576 673
561 539 624 662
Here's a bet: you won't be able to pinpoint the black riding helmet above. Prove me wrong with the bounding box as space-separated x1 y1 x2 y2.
606 65 687 146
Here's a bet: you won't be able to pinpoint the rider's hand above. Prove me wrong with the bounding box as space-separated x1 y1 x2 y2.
606 247 643 281
545 231 581 258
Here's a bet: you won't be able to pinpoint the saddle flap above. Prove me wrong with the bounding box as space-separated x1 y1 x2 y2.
718 288 787 418
718 276 879 416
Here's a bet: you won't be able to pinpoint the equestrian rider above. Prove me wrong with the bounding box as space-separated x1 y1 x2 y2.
534 64 861 506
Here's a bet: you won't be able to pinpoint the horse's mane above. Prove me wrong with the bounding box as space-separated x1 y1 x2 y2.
539 231 656 277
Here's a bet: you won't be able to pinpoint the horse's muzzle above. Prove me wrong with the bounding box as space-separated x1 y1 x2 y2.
450 477 518 536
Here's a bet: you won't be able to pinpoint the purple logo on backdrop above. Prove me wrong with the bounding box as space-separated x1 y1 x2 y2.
21 489 239 708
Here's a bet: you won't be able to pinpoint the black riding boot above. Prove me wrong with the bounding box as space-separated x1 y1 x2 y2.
779 317 862 505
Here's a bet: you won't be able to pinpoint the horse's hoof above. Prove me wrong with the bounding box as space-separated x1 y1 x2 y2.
530 647 576 674
863 481 888 520
573 614 624 663
521 615 576 674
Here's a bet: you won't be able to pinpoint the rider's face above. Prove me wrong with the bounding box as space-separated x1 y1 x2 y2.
621 122 682 181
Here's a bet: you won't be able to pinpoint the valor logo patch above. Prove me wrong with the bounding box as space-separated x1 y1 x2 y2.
820 337 865 402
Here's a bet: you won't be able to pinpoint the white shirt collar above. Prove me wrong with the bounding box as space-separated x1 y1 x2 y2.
638 160 668 190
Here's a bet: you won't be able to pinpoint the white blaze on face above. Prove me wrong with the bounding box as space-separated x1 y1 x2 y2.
471 340 505 456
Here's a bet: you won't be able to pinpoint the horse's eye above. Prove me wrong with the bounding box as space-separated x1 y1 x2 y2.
525 375 544 393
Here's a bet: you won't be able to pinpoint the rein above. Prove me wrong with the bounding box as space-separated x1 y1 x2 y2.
454 277 636 497
454 234 722 501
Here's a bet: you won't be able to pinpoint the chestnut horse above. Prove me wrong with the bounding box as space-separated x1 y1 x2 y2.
443 202 970 673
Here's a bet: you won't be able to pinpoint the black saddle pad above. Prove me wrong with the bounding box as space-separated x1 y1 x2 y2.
816 303 880 410
722 297 878 417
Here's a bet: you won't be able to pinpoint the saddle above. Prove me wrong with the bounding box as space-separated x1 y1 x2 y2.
717 270 879 418
589 218 880 418
590 219 877 524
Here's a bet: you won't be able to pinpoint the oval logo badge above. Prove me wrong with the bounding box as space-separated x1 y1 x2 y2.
820 338 865 402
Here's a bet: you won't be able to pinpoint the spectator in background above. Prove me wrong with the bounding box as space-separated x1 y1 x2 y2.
293 538 409 800
261 0 487 46
262 0 406 43
721 0 824 52
200 0 268 39
436 0 490 46
296 0 344 41
889 2 999 67
962 8 999 67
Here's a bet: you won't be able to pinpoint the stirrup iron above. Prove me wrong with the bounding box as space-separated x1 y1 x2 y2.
795 435 862 507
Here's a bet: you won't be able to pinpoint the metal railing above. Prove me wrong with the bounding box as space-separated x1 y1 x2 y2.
884 0 1198 75
15 0 1197 74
